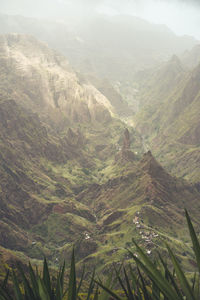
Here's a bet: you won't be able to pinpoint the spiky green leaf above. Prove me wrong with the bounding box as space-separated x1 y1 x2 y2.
167 244 195 300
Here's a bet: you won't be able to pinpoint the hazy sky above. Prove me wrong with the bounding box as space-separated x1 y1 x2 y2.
98 0 200 39
0 0 200 39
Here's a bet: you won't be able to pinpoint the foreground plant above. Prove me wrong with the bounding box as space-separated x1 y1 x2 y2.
97 210 200 299
0 249 95 300
1 210 200 299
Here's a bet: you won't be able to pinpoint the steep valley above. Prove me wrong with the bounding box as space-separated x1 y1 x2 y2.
0 33 145 275
0 31 200 281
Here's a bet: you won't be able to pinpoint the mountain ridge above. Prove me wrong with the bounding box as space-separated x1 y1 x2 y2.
0 33 199 275
135 55 200 183
0 13 197 82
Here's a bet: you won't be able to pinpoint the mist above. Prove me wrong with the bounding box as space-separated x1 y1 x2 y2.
0 0 200 39
99 0 200 39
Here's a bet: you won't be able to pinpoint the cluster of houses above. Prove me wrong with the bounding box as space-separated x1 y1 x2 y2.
133 211 159 255
84 232 91 240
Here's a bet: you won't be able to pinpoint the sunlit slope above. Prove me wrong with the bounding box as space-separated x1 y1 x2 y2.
135 58 200 182
0 33 199 274
0 97 96 261
69 151 200 272
0 34 116 124
0 34 142 268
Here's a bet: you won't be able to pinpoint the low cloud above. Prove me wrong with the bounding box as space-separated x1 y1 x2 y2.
98 0 200 39
0 0 199 39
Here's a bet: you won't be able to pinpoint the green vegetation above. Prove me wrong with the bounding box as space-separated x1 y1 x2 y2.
1 211 200 299
135 58 200 183
0 33 200 290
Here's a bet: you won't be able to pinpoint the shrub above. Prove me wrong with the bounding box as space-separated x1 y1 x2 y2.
1 210 200 299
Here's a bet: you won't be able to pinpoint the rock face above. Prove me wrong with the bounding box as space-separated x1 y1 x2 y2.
85 76 132 117
0 33 200 274
115 128 135 162
0 95 99 262
66 128 85 148
123 128 131 150
0 34 115 127
0 33 141 268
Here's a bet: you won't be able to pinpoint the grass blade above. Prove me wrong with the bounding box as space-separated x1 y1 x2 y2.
114 265 129 298
43 258 51 297
12 271 23 300
94 279 123 300
0 287 13 300
137 267 151 300
28 262 39 298
167 244 195 300
77 265 85 296
56 274 62 300
60 261 65 293
86 269 95 300
98 269 115 300
194 272 200 299
159 254 183 300
17 264 36 300
129 242 181 300
38 277 50 300
123 266 134 300
1 270 9 290
68 248 76 300
192 273 196 292
185 210 200 274
93 286 99 300
128 265 143 300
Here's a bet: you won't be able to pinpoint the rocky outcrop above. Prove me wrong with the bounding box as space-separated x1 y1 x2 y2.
1 32 200 272
123 128 131 150
116 128 135 162
66 128 85 148
0 34 113 127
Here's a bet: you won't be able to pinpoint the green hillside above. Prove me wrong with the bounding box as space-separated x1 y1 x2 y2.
135 58 200 183
0 33 200 282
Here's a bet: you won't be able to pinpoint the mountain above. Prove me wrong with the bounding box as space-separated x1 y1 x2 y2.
182 44 200 68
0 13 197 117
1 100 199 273
72 150 200 271
0 13 197 84
73 14 197 80
135 57 200 183
78 74 133 117
0 33 141 271
0 33 200 277
0 33 115 125
135 55 186 109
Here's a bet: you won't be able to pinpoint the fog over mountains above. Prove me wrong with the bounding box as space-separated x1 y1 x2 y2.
0 0 200 289
0 0 200 38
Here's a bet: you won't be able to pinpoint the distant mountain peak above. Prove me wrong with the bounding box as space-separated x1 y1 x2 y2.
164 54 184 74
115 128 136 163
170 54 182 65
140 150 155 166
140 151 169 179
122 128 131 151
